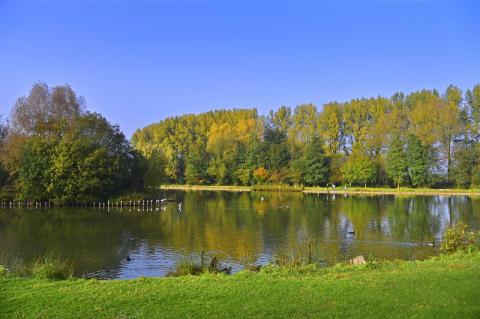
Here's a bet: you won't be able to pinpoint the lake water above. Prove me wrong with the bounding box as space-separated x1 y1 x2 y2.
0 192 479 279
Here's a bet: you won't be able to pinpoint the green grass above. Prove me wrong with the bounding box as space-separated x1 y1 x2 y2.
160 184 251 192
2 253 480 318
304 186 480 196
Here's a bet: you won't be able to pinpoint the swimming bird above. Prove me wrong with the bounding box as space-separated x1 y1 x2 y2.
418 241 435 247
178 202 182 211
125 256 131 262
348 231 356 235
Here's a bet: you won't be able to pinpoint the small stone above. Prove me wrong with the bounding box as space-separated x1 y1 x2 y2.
350 255 366 266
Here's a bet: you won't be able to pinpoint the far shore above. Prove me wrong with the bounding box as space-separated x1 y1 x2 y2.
160 184 480 196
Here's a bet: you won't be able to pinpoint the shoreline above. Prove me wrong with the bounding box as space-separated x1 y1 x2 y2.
160 185 480 196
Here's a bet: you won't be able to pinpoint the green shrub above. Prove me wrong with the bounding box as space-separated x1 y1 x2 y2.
0 265 7 277
441 222 480 254
31 257 73 280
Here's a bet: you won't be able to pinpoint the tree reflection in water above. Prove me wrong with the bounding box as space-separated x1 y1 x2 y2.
0 192 478 279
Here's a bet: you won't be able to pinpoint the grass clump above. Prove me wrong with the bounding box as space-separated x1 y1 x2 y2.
29 257 73 280
441 222 480 254
167 254 231 277
272 240 326 272
168 260 204 276
0 265 7 277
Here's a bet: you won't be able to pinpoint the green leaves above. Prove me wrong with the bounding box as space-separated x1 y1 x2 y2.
18 137 54 200
385 135 408 188
17 113 143 203
342 146 376 187
406 135 434 187
303 138 329 187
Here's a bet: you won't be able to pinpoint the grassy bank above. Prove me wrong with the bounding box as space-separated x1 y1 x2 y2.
160 184 251 192
304 186 480 196
160 184 480 196
1 253 480 318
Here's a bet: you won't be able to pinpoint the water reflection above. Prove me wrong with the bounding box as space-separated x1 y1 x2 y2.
0 192 479 279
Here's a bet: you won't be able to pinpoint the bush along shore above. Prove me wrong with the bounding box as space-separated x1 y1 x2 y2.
1 224 479 318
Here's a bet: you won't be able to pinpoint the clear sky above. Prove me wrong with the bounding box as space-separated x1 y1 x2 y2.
1 0 479 138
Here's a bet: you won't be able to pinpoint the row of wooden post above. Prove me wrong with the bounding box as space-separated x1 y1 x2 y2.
0 199 171 209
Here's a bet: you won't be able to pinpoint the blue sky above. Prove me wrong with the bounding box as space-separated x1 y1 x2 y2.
1 0 479 138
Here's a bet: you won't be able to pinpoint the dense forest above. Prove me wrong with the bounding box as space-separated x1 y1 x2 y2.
0 83 145 202
1 82 480 202
132 84 480 189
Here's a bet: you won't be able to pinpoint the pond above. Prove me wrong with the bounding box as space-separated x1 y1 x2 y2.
0 192 479 279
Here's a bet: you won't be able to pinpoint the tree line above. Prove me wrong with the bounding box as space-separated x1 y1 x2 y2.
132 84 480 189
1 82 479 202
0 83 145 202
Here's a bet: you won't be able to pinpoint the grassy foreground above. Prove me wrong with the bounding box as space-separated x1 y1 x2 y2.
160 184 480 196
1 253 480 318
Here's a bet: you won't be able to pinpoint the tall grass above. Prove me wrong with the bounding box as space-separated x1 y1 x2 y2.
167 254 231 277
0 257 73 280
30 257 73 280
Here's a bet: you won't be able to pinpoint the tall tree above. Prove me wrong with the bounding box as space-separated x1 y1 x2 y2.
385 135 408 188
185 145 208 185
406 135 433 187
318 102 344 156
342 145 376 187
0 116 11 195
48 113 144 202
289 104 318 149
268 106 292 136
466 84 480 140
451 142 480 189
10 82 84 136
303 137 329 186
18 137 54 200
441 85 463 182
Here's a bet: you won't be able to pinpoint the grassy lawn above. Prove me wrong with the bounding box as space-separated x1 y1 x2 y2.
1 253 480 319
